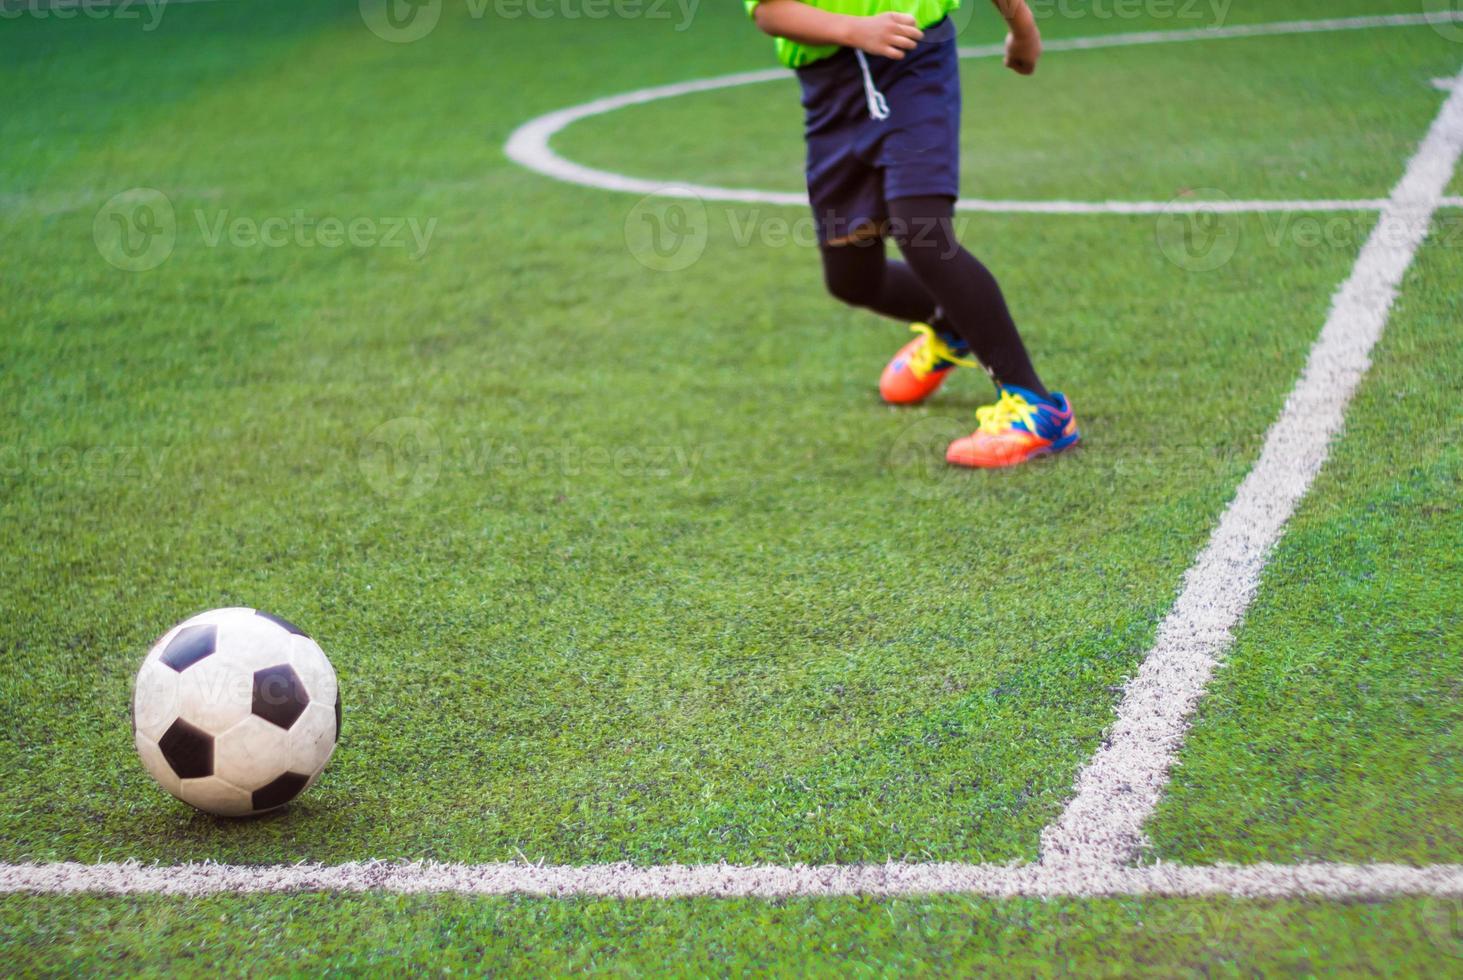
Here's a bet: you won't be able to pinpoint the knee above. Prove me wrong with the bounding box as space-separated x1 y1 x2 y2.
823 263 878 308
821 245 881 308
888 215 956 271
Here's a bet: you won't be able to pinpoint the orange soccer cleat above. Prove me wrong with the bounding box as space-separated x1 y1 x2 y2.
879 323 978 405
945 386 1081 469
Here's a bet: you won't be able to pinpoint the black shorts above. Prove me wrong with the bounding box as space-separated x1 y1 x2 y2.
797 17 961 244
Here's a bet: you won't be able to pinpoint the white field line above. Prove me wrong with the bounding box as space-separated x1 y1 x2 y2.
503 11 1463 216
957 11 1463 59
3 861 1462 899
1038 66 1463 870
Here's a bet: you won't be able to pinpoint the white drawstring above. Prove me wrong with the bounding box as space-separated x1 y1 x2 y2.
854 50 891 121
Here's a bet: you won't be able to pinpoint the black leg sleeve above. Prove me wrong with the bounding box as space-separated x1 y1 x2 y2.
818 237 940 325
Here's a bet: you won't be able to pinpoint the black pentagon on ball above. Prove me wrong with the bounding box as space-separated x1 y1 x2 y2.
252 664 310 730
254 609 309 638
157 718 213 779
335 691 342 740
158 624 217 673
252 771 310 811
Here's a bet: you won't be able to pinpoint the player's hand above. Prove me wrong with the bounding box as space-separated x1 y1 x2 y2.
1004 24 1041 75
845 13 923 60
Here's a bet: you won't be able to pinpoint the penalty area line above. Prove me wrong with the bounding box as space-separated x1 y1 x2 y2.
1038 64 1463 869
1 861 1461 900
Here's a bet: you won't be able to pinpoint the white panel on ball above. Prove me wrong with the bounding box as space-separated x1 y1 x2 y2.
214 715 292 792
288 635 338 706
178 775 254 817
215 612 297 673
288 700 338 776
176 654 254 734
132 660 180 742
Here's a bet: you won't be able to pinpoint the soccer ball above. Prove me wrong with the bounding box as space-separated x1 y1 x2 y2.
132 607 340 817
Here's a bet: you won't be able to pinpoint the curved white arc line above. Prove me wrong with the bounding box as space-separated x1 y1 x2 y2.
503 69 790 198
504 11 1463 216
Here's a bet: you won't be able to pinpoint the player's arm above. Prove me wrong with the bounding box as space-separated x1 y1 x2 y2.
990 0 1042 75
751 0 924 60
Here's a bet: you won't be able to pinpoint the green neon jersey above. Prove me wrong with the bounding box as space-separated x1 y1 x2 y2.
744 0 961 69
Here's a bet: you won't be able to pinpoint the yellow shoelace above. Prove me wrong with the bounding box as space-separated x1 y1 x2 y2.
976 390 1039 435
907 323 978 378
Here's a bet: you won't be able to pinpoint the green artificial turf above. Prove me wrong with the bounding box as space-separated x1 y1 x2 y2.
1 0 1459 972
0 0 1379 868
2 892 1461 976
